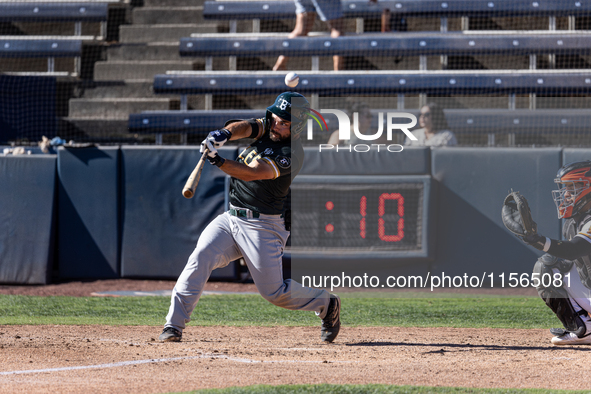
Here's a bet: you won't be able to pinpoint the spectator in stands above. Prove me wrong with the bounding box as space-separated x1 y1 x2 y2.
273 0 344 71
327 101 386 145
404 102 457 147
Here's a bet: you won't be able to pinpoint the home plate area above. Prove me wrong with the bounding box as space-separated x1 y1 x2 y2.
0 324 590 393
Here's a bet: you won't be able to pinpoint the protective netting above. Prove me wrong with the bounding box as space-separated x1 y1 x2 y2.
2 0 591 147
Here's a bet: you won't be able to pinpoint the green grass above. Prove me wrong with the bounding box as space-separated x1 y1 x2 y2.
0 294 560 329
173 384 590 394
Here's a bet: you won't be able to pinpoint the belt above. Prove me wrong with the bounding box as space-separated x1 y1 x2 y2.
229 206 282 219
229 208 260 219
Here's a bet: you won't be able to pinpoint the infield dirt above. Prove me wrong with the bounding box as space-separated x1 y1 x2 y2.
0 280 589 393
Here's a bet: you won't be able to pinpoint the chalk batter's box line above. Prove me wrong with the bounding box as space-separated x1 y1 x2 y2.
0 354 357 376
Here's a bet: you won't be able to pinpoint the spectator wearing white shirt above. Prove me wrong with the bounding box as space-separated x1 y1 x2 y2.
404 103 457 147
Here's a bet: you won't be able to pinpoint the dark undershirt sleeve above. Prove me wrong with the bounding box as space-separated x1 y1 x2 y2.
547 236 591 260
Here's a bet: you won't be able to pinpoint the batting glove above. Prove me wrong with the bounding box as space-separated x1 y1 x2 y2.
200 128 232 153
204 139 225 167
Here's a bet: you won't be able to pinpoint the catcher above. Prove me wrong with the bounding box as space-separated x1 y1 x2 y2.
502 161 591 345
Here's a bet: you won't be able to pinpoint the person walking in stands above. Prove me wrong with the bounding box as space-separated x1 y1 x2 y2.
273 0 344 71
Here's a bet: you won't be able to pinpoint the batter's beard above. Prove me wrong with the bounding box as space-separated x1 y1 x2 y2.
270 130 290 142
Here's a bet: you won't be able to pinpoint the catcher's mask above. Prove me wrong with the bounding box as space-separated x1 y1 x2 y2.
552 161 591 219
265 92 310 138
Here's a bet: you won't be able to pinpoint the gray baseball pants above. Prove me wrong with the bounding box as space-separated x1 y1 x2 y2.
164 211 331 331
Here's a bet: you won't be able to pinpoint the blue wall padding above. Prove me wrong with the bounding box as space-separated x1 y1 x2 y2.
300 147 430 175
120 147 238 278
57 146 120 279
562 149 591 168
0 155 56 284
431 148 562 278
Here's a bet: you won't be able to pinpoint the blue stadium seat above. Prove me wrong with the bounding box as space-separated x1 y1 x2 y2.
0 37 84 75
0 3 109 22
153 71 591 95
180 32 591 58
203 0 591 20
129 110 265 134
128 109 591 139
0 38 82 58
0 2 110 42
446 109 591 133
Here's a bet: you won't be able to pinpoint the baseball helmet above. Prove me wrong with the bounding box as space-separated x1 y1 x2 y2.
552 161 591 218
266 92 310 137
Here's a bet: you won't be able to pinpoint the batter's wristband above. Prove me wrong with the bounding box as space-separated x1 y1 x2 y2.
209 154 225 167
247 119 260 139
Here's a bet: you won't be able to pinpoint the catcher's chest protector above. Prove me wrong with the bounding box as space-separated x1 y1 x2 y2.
564 214 591 289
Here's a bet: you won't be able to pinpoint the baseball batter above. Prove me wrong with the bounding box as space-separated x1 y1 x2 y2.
159 92 341 343
514 161 591 345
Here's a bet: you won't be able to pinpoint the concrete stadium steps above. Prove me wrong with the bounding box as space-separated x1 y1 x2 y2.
93 60 201 81
106 42 182 61
69 98 175 119
77 81 162 99
61 118 133 139
132 7 205 25
118 24 218 43
75 80 198 107
105 43 231 71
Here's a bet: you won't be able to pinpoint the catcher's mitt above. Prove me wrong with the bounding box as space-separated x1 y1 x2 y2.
502 191 538 237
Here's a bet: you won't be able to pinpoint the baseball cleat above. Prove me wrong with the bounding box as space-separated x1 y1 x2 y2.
551 332 591 346
550 327 567 337
321 294 341 343
159 327 182 342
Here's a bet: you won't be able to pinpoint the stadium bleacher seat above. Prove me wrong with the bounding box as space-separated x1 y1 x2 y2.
128 108 591 147
180 32 591 71
0 2 110 38
113 0 591 145
0 3 109 22
4 0 587 145
181 32 591 58
153 70 591 95
130 108 591 131
203 0 591 21
129 109 265 134
0 36 87 75
0 2 111 76
0 37 82 57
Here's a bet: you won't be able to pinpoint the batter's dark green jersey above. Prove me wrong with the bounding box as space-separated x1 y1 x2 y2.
229 118 304 215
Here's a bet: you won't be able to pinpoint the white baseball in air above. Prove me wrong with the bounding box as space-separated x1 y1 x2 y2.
284 72 299 88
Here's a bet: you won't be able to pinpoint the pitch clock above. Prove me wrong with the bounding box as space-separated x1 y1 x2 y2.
288 175 434 259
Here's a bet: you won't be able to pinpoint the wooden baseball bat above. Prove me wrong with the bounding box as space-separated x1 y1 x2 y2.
182 148 209 199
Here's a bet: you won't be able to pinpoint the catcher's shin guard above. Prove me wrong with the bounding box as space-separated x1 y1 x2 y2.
533 255 587 337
